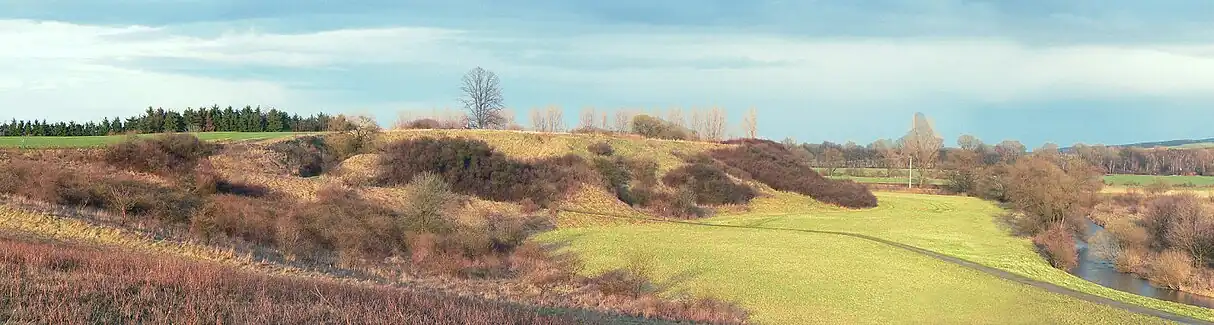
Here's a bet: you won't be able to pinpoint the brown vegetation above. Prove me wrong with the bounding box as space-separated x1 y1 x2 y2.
711 139 877 208
0 237 583 324
375 137 590 207
1032 224 1078 271
662 162 756 205
631 115 697 141
1 132 756 324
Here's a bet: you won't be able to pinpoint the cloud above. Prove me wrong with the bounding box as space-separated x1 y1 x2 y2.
4 18 1214 124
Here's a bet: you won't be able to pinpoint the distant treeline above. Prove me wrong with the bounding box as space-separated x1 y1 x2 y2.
794 137 1214 177
0 106 333 137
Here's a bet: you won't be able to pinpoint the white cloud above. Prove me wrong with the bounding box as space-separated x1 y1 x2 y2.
3 18 1214 122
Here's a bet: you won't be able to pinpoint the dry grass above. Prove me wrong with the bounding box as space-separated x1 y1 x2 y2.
0 237 585 324
378 129 728 173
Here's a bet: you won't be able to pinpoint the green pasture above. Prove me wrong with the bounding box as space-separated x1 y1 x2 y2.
1102 174 1214 187
535 192 1212 324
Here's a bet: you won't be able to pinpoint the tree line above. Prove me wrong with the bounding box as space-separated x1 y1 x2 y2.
0 106 334 137
787 130 1214 177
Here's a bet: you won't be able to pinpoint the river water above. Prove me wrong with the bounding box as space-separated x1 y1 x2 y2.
1071 220 1214 309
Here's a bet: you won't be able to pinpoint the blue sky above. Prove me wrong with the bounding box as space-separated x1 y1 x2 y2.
2 1 1214 147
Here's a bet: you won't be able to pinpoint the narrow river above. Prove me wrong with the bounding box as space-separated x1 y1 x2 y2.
1071 220 1214 309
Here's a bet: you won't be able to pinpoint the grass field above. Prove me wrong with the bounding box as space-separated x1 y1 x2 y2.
826 175 947 185
0 132 309 148
1102 174 1214 187
535 192 1214 324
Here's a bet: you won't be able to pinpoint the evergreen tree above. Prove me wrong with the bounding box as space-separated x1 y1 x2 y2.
163 112 181 133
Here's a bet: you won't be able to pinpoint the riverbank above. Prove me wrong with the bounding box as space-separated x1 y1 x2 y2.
1085 193 1214 299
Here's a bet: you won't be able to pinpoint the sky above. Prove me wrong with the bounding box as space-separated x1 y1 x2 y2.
2 0 1214 147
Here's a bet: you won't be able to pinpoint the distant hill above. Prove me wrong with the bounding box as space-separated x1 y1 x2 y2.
1115 138 1214 149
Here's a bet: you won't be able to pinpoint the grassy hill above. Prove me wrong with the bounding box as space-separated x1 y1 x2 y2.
0 129 1209 324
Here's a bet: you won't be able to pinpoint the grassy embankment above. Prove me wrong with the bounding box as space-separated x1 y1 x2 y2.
536 191 1214 324
0 132 308 148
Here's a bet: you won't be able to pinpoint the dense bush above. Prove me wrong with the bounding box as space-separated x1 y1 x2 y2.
1032 225 1078 271
376 137 589 207
1150 250 1196 289
268 136 341 177
588 141 614 156
400 172 460 234
104 134 216 175
662 163 756 205
1143 194 1214 265
631 115 696 141
712 139 877 208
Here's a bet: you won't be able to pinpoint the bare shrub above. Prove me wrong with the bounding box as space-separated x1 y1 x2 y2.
1032 225 1078 271
268 135 340 177
588 141 614 156
104 133 216 175
0 238 584 324
1145 179 1173 195
1149 250 1195 289
631 115 696 141
376 137 586 206
400 172 459 234
1001 156 1102 235
712 139 877 208
1143 194 1214 264
662 162 756 205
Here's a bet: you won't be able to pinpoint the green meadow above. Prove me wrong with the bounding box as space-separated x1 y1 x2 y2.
536 192 1213 324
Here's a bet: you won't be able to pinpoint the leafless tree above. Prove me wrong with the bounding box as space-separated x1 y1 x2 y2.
958 134 983 151
599 112 610 131
666 107 685 128
702 107 727 141
741 107 758 139
899 112 943 186
530 105 565 132
614 110 635 133
579 107 597 130
459 67 505 129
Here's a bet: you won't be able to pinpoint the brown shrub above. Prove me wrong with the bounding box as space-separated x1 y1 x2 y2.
104 133 216 175
1032 225 1078 271
1143 194 1214 264
631 115 696 141
1145 179 1173 195
376 137 587 206
267 135 341 177
712 139 877 208
1149 250 1195 289
588 141 615 156
0 238 584 325
1001 156 1101 235
662 162 756 205
1115 247 1150 273
190 194 281 244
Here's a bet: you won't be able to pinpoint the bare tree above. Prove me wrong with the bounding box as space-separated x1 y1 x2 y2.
599 112 610 131
741 107 758 139
666 107 685 128
702 107 727 141
459 67 505 129
579 107 597 130
871 139 902 176
957 134 983 151
899 112 943 186
530 105 565 132
614 110 635 133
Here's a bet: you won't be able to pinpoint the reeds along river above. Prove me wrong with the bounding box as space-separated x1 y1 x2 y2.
1071 220 1214 309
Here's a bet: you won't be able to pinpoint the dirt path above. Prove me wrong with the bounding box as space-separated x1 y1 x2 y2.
560 209 1214 325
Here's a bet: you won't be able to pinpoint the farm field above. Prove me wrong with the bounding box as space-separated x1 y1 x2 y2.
0 132 309 148
535 192 1214 324
1102 174 1214 187
826 175 946 185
